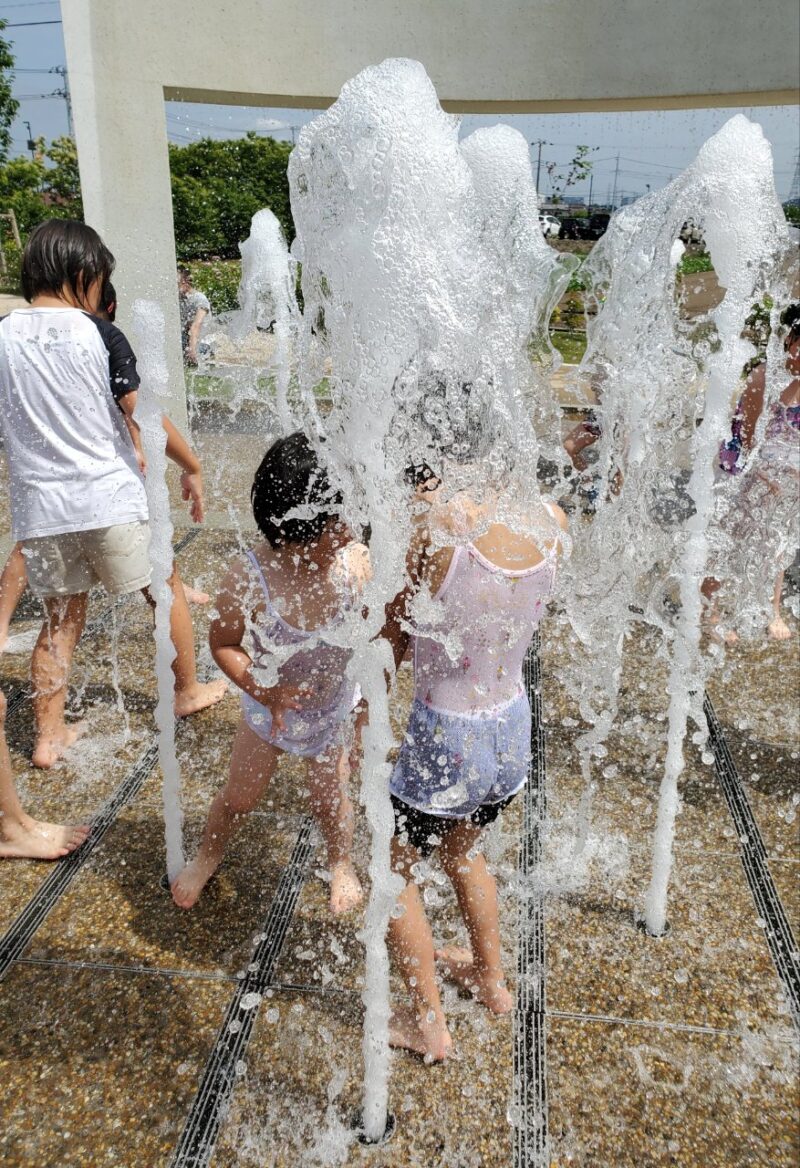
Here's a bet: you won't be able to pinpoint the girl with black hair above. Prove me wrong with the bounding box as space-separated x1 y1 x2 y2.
171 432 370 915
0 220 225 770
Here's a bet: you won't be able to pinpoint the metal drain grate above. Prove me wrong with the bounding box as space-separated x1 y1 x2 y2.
168 817 317 1168
704 692 800 1029
513 633 549 1168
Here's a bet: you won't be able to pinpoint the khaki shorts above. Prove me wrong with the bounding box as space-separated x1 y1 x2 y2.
22 521 152 599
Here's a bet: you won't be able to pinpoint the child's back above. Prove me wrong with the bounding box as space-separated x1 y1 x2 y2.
412 518 557 715
392 500 564 820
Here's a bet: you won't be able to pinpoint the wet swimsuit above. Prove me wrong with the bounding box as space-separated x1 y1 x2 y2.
391 508 558 847
240 549 359 758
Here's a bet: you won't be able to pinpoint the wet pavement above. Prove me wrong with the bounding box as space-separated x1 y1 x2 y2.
0 466 797 1166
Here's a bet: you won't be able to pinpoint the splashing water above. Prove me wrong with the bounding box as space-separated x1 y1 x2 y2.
288 57 572 1138
559 115 793 935
131 300 184 882
202 60 792 1142
235 208 298 432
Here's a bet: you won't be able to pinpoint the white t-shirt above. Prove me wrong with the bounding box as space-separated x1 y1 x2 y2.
0 307 149 541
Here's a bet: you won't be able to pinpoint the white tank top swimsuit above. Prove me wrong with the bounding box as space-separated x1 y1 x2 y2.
240 549 358 756
391 510 558 816
412 529 557 717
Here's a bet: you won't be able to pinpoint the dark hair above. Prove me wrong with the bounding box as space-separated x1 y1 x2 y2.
416 371 498 466
101 280 117 322
177 265 192 283
251 431 342 548
21 219 115 308
781 302 800 347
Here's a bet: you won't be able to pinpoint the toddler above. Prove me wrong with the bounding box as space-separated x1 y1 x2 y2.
171 432 368 914
384 379 566 1061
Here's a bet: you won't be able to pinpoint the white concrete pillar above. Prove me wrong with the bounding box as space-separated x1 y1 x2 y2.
62 0 187 425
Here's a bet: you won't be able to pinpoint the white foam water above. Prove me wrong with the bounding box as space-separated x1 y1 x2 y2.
131 299 184 882
289 57 572 1139
558 115 792 935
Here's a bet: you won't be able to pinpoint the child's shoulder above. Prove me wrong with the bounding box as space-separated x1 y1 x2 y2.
335 540 372 592
543 498 569 534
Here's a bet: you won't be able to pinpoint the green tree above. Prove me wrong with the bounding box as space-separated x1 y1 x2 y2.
0 21 18 163
168 132 293 259
44 135 82 218
0 137 83 236
546 145 598 204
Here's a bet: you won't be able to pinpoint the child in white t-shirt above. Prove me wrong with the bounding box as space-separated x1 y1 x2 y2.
0 220 225 768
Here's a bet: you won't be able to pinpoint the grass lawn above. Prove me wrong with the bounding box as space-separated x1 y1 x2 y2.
549 329 587 364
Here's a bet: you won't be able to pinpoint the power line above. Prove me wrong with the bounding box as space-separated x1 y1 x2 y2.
0 2 59 8
3 19 61 26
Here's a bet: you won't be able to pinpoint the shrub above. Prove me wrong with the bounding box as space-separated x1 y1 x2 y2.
188 258 241 314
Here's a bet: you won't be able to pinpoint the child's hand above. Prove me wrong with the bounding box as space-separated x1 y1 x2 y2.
266 683 310 736
181 471 205 523
136 449 147 476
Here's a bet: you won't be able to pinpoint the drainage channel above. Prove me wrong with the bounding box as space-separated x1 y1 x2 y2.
513 632 549 1168
168 816 317 1168
3 527 201 718
704 691 800 1029
0 740 160 979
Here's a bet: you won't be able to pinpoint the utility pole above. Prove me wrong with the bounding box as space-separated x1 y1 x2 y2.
610 153 620 210
587 172 593 213
790 149 800 204
23 120 36 161
531 139 549 199
50 66 73 136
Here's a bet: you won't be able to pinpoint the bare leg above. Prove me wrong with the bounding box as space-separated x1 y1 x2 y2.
701 575 737 645
435 819 513 1015
0 691 90 859
142 566 226 717
182 583 211 605
171 720 278 908
767 568 792 640
307 736 363 915
31 593 88 769
0 545 29 652
387 835 452 1062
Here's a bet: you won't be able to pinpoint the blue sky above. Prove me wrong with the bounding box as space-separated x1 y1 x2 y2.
5 2 799 201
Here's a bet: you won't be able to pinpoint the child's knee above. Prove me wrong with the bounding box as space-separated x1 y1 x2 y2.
0 690 6 722
222 781 262 817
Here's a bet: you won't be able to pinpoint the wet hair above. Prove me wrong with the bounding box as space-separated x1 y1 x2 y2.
781 302 800 347
21 219 115 308
101 280 117 322
251 431 343 548
416 371 499 466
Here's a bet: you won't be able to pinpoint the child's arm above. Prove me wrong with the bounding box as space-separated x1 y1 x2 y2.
185 307 209 367
117 391 147 475
737 362 767 457
162 415 205 523
209 561 306 730
379 513 453 670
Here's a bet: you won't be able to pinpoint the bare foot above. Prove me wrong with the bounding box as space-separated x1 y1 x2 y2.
31 722 87 770
329 858 364 915
170 854 221 909
435 946 514 1015
183 585 211 606
174 678 228 718
707 623 738 646
389 1004 453 1062
0 816 91 860
768 615 793 641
